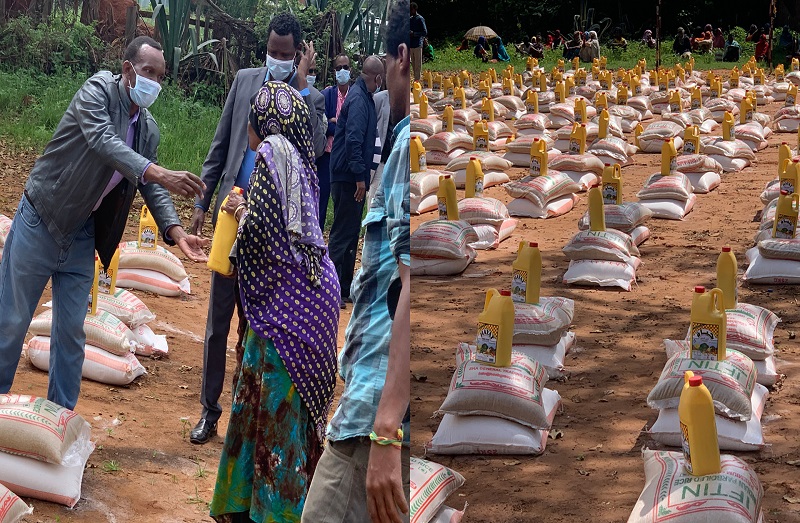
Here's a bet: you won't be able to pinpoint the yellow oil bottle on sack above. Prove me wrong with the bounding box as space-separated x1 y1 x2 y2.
551 68 561 84
557 59 565 73
730 68 740 88
599 56 607 70
661 138 678 176
722 112 735 141
595 91 608 112
442 105 454 133
779 140 792 167
565 75 576 96
650 68 660 90
588 183 606 231
569 123 587 155
422 70 432 89
598 109 610 139
717 246 738 309
709 76 721 98
478 79 490 100
489 68 498 84
786 84 798 107
636 75 646 95
511 241 541 305
639 58 648 73
138 205 158 250
454 86 467 109
460 70 471 88
473 120 489 152
683 126 700 155
443 77 454 97
690 87 702 110
575 68 587 86
436 174 458 220
669 90 682 113
515 74 524 90
679 371 721 476
480 97 495 122
465 157 484 198
591 65 600 82
525 90 539 114
617 84 629 105
88 255 100 316
574 97 587 124
526 57 535 72
659 70 669 91
418 92 428 119
475 288 514 367
538 71 548 92
530 137 548 177
776 64 785 82
792 57 800 72
740 95 754 124
689 286 727 361
412 81 421 104
633 122 643 149
95 248 120 296
773 190 800 239
601 163 622 205
754 68 764 86
432 73 442 91
502 77 513 96
410 136 426 173
572 56 580 72
780 158 800 195
555 80 566 104
667 70 677 89
208 186 245 276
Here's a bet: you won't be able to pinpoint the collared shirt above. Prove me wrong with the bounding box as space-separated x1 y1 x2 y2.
325 86 349 153
327 116 410 442
93 110 148 211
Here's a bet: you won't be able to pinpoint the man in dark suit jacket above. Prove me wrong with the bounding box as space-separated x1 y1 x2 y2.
187 12 327 445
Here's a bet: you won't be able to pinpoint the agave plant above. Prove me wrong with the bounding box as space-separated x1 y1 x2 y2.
150 0 219 78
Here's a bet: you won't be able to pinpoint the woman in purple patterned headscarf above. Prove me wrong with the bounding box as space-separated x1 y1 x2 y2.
210 81 340 523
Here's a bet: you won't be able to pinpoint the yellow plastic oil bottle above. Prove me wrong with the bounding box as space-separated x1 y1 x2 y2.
479 70 490 85
661 138 678 175
565 75 576 96
577 68 588 86
412 81 422 104
525 90 539 114
591 64 600 81
781 159 800 195
597 109 611 140
208 186 245 276
773 190 800 239
419 92 428 119
443 77 454 97
668 90 682 113
89 255 100 316
679 371 722 476
786 84 797 107
529 137 548 177
511 241 542 305
574 97 587 124
557 58 565 73
690 87 702 110
555 80 565 104
633 123 643 149
740 95 754 124
754 68 764 86
473 120 489 152
683 125 701 155
659 70 669 91
138 205 158 250
502 76 514 96
454 86 467 109
709 76 721 98
526 57 535 72
550 67 559 81
689 285 727 361
480 97 495 122
588 183 606 231
602 70 613 90
599 56 607 70
601 163 622 205
422 70 432 89
465 157 484 198
538 71 548 92
440 105 454 134
488 67 497 84
650 68 660 90
432 73 442 91
478 80 490 100
436 174 459 220
722 112 735 141
615 67 625 82
572 56 580 72
622 71 632 88
595 91 608 112
636 75 646 95
569 123 587 155
776 64 785 82
410 136 426 173
460 70 471 88
96 247 120 296
475 289 514 367
668 70 677 89
592 57 600 69
792 57 800 72
730 67 740 88
717 246 738 310
779 142 792 170
617 84 629 105
514 73 524 90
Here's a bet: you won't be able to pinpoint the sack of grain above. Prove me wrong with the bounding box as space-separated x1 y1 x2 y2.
119 241 188 281
755 356 780 387
687 107 714 125
129 323 169 358
588 136 637 162
0 484 32 522
26 336 147 385
411 117 442 136
637 173 694 202
648 383 768 452
563 258 639 291
701 136 757 160
577 203 653 233
504 173 580 208
562 229 640 264
426 149 468 166
514 113 550 132
504 134 556 154
661 111 694 129
710 155 751 172
548 152 605 175
423 132 474 153
639 193 697 220
760 179 785 206
513 331 576 377
427 388 561 455
494 95 526 113
637 122 685 152
513 297 574 346
676 154 723 174
627 96 654 120
457 197 509 226
627 449 763 523
411 251 476 276
0 395 92 467
507 193 578 219
684 171 721 193
465 120 513 142
469 219 517 250
629 225 650 246
744 247 800 284
438 343 551 429
719 303 780 362
646 347 756 420
410 457 465 523
429 505 466 523
773 106 800 133
96 288 156 328
411 220 478 260
706 98 739 122
758 238 800 261
787 71 800 85
116 268 191 297
445 151 512 173
0 449 91 508
29 310 141 356
411 170 440 201
734 122 769 151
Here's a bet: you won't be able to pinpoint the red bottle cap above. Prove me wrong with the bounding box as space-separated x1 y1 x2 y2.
444 174 451 179
530 242 538 247
782 141 788 145
604 163 611 166
689 375 703 387
533 137 540 142
694 285 705 293
500 290 511 296
794 159 800 163
722 246 731 252
470 156 477 160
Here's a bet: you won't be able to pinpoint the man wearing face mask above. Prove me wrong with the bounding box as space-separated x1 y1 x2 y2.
318 54 353 229
328 55 383 309
0 36 208 411
188 13 328 445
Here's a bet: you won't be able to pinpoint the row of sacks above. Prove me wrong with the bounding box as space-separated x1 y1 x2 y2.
0 395 95 513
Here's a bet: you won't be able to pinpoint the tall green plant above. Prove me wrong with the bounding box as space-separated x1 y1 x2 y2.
150 0 218 78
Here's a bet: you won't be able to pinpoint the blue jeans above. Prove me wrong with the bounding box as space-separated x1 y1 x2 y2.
0 195 95 409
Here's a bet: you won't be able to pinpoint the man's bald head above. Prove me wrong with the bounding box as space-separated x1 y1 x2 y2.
361 55 384 93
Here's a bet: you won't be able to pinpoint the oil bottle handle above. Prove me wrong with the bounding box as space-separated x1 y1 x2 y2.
484 288 499 311
709 288 725 314
793 193 800 211
683 370 694 385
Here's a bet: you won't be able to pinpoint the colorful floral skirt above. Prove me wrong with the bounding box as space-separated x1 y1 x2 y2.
210 328 322 523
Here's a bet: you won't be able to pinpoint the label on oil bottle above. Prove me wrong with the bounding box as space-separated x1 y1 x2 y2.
475 322 500 363
530 156 542 176
779 177 795 194
437 198 448 219
669 156 677 173
787 94 796 106
475 136 488 151
684 140 696 154
98 266 113 294
690 323 720 361
602 183 618 205
745 110 753 122
568 139 581 154
511 269 527 304
139 226 156 249
418 152 427 171
691 98 700 110
474 179 483 196
670 102 680 113
680 421 693 474
774 214 797 239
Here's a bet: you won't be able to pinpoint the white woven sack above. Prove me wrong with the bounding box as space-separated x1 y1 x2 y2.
95 288 156 328
0 484 32 523
637 173 694 202
426 149 467 166
755 356 780 387
548 152 605 175
445 151 512 172
630 225 651 246
504 173 580 208
452 169 509 189
744 247 800 284
411 171 439 204
627 449 763 523
429 505 466 523
410 251 476 276
721 303 779 361
578 203 653 233
27 336 147 386
409 457 465 523
675 154 723 174
116 268 191 297
559 170 599 191
512 297 574 345
685 171 721 193
423 132 474 153
639 135 684 153
562 229 639 263
456 197 509 226
129 323 169 357
563 258 640 291
29 310 141 356
507 194 577 219
470 219 517 250
514 113 549 131
0 450 91 508
410 220 478 260
709 155 750 172
427 388 561 455
513 331 576 377
119 241 188 281
503 150 561 167
758 238 800 261
639 193 696 220
412 193 438 215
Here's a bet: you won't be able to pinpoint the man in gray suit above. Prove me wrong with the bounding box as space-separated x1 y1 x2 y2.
188 12 327 444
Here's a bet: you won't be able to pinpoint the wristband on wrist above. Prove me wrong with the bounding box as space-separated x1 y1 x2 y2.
369 428 403 448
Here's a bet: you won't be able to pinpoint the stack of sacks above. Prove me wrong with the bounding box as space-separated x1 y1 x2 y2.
552 120 624 151
787 70 800 86
705 97 739 123
770 78 790 102
423 131 473 166
0 396 94 508
409 458 466 523
513 112 551 137
531 90 557 113
760 157 798 205
548 151 606 190
648 90 677 114
701 135 756 172
627 449 764 523
493 95 526 120
502 134 558 167
577 202 654 247
751 198 794 243
457 197 517 250
734 121 771 151
626 94 655 121
637 167 697 221
646 345 768 451
411 169 444 214
116 241 191 296
636 121 685 152
411 107 442 141
512 296 575 377
445 152 512 189
505 172 581 218
410 220 478 276
451 105 481 129
562 228 642 291
0 214 11 262
745 239 800 284
0 484 32 522
429 343 561 456
608 105 642 132
588 134 637 166
674 154 723 194
773 106 800 133
464 118 514 151
547 100 597 128
687 106 720 133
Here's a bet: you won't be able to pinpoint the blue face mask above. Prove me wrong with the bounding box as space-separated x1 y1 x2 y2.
266 54 295 81
126 61 161 108
336 68 351 85
306 75 316 87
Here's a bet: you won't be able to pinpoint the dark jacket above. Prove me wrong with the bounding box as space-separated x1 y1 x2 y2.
330 77 377 187
24 71 180 267
410 13 427 48
322 84 350 143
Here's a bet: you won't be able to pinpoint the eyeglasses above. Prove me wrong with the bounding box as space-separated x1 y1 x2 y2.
308 70 317 75
335 64 350 71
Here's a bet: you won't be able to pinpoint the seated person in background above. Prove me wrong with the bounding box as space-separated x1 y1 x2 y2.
693 24 713 53
474 36 489 62
530 36 544 58
608 27 628 51
552 29 566 48
673 27 692 57
563 31 583 59
491 36 511 62
746 24 760 42
641 29 656 49
456 38 470 51
755 34 770 61
422 37 435 62
712 28 725 49
722 33 741 62
579 31 600 62
514 37 532 56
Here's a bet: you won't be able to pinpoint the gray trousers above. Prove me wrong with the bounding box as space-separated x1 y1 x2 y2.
302 438 410 523
199 270 238 423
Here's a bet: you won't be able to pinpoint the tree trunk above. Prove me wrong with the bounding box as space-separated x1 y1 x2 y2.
81 0 99 26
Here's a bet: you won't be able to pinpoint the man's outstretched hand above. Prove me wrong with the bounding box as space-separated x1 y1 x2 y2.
168 225 209 263
144 164 206 199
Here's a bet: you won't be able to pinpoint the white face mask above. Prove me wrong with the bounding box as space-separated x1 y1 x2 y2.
266 54 295 81
336 68 351 85
306 75 316 87
126 61 161 108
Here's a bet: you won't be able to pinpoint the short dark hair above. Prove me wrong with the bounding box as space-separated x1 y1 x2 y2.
410 2 417 9
267 12 303 48
385 0 409 58
123 36 162 64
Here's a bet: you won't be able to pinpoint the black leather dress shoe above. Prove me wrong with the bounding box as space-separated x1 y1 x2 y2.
189 419 217 444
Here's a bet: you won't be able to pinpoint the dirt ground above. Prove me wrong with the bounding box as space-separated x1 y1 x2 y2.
411 83 800 522
0 141 350 522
